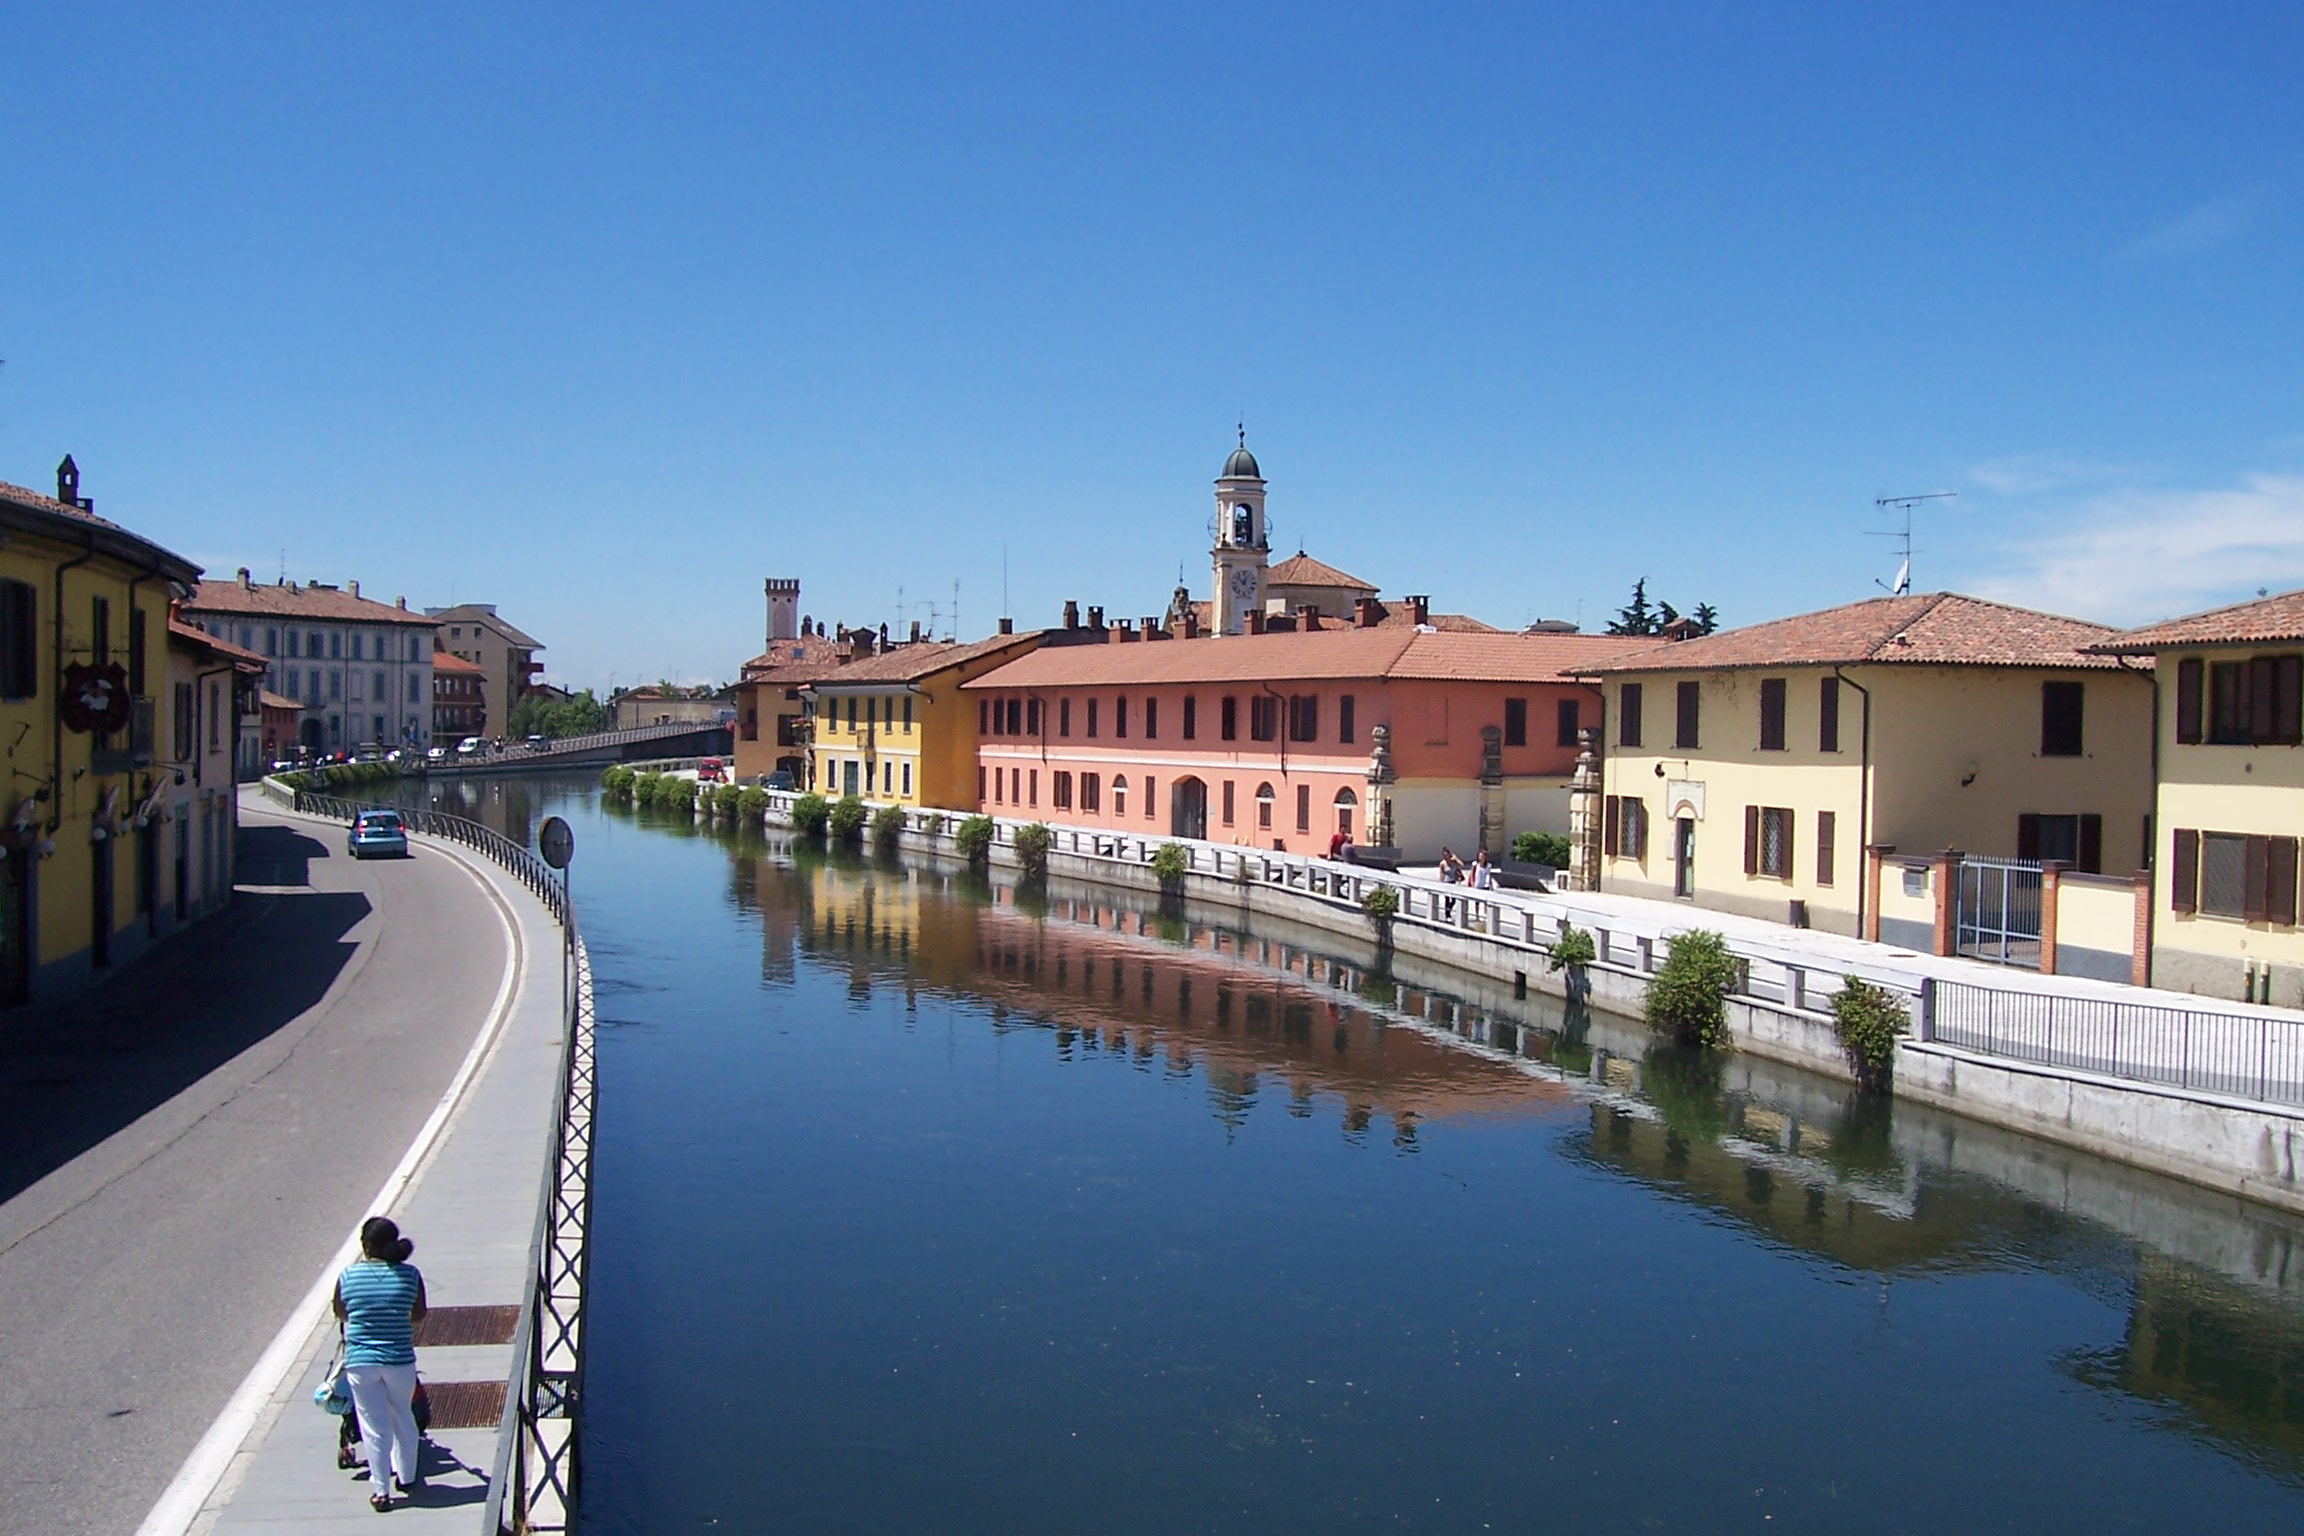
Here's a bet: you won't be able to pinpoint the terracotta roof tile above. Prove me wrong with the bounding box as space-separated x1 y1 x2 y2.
1266 551 1377 592
965 627 1640 689
258 690 304 711
740 636 851 681
427 603 544 649
185 579 439 627
432 649 486 677
1595 593 2125 673
0 479 199 577
168 618 267 668
2087 588 2304 652
805 631 1042 688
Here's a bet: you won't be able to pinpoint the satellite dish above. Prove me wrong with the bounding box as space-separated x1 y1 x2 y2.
539 816 575 870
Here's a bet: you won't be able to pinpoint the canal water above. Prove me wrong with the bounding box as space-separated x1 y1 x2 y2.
414 776 2304 1532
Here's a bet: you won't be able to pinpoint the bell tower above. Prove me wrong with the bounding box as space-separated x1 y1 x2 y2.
1210 429 1268 636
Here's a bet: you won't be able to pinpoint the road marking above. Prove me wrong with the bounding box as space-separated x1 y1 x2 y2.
134 808 529 1536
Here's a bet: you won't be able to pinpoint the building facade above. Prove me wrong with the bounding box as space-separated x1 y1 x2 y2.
808 632 1044 808
164 617 267 928
2091 590 2304 1004
964 625 1637 858
432 645 486 739
181 571 438 753
426 603 544 739
1591 593 2154 953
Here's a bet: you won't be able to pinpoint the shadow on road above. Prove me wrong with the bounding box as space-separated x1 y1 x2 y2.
0 825 370 1208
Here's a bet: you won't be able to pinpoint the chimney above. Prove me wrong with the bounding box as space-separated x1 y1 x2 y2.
1062 599 1080 630
1246 609 1266 636
1354 596 1382 629
1141 616 1163 640
1087 605 1104 631
1182 608 1201 639
1406 594 1431 626
879 622 890 652
998 616 1015 635
237 567 252 589
909 620 923 644
348 580 360 599
396 596 407 610
56 454 88 511
1296 605 1322 632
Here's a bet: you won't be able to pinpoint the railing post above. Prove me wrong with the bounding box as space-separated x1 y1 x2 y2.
1915 977 1935 1043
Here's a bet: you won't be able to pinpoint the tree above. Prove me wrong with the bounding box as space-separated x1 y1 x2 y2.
1692 603 1720 635
1607 578 1659 636
507 689 612 740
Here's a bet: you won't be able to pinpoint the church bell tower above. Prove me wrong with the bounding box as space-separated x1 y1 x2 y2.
1210 431 1268 636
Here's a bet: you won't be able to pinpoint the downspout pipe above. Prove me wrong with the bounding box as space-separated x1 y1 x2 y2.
50 530 98 833
1834 668 1873 938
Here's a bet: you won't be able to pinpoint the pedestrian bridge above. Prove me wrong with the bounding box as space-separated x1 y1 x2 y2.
432 719 733 776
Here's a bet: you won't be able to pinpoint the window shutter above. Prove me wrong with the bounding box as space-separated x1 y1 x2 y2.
1676 680 1701 750
2078 814 2103 875
2174 658 2203 744
2249 658 2277 744
1620 684 1642 748
2172 829 2199 912
1743 804 1760 875
2017 814 2042 861
2270 837 2300 927
1816 810 1836 886
1779 809 1794 881
2245 836 2271 922
1818 676 1839 753
1603 796 1620 857
2276 656 2304 746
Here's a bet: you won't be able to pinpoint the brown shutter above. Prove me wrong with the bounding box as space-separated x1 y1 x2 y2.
1744 804 1760 875
2078 814 2103 875
2269 837 2300 927
2249 658 2277 745
1816 810 1836 886
1818 676 1840 753
2017 814 2042 861
2172 828 2199 912
2276 656 2304 746
2174 658 2203 744
1779 809 1794 881
2245 835 2270 922
1603 796 1621 857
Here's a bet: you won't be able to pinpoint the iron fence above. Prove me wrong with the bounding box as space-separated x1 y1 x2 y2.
1929 978 2304 1106
1955 857 2042 969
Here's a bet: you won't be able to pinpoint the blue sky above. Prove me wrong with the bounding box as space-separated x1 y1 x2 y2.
4 4 2300 689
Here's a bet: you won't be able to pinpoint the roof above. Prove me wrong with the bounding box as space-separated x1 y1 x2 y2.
167 618 267 670
1592 593 2127 674
0 478 200 582
1222 444 1262 480
258 690 304 712
426 603 543 649
184 578 439 627
1266 551 1377 592
739 635 851 682
2086 588 2304 654
804 632 1042 690
964 626 1643 689
432 648 485 678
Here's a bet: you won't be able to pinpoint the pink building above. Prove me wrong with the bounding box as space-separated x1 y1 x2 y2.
963 625 1646 859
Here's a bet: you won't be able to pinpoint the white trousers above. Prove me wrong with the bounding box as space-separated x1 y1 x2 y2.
344 1361 420 1494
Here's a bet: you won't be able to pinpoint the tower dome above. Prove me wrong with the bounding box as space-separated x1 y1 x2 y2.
1221 443 1261 480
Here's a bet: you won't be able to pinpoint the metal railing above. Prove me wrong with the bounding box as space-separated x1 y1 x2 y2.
1955 857 2043 969
1929 978 2304 1107
283 787 593 1531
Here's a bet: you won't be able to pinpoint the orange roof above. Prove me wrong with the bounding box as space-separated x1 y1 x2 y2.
432 648 485 677
805 631 1043 689
258 690 304 712
167 617 267 669
1593 593 2126 674
1266 551 1377 592
2087 588 2304 653
965 626 1639 689
739 635 851 682
0 478 199 579
186 578 437 627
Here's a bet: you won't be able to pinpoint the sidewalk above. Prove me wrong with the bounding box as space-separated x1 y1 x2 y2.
157 798 573 1535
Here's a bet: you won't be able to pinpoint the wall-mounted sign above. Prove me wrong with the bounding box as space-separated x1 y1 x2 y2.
61 662 132 735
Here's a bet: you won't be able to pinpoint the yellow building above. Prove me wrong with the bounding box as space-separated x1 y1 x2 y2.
807 631 1041 808
1589 594 2154 963
732 634 847 787
165 615 268 927
0 462 205 1006
2090 590 2304 1004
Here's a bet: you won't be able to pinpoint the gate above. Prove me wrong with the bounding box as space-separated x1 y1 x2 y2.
1955 857 2043 968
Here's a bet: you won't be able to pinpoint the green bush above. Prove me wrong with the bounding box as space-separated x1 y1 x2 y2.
633 771 665 806
1013 821 1051 878
828 794 868 843
871 803 908 851
1361 882 1400 928
1828 977 1908 1092
601 764 635 798
789 792 830 837
954 813 996 864
659 776 698 814
1512 831 1572 868
736 785 769 823
712 782 742 817
1645 929 1738 1050
1150 841 1190 885
1548 924 1596 972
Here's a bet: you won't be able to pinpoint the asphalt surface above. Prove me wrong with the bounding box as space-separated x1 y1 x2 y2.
0 807 512 1536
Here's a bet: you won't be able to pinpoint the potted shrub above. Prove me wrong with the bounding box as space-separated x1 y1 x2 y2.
1151 841 1190 898
828 794 868 844
954 814 996 866
788 792 831 838
1013 822 1052 880
1828 977 1908 1093
1645 929 1737 1050
871 803 908 853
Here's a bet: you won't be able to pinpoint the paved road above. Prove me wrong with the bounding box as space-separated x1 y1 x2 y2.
0 807 512 1536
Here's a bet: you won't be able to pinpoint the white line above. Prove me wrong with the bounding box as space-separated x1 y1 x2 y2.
133 818 530 1536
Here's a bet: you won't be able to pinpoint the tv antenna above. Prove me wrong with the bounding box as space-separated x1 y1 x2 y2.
1870 492 1954 595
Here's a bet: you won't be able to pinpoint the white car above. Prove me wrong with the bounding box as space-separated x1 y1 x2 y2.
426 745 449 761
458 737 486 755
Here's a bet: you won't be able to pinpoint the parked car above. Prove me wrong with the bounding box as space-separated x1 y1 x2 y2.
458 737 486 756
765 769 795 791
697 757 725 783
426 745 448 761
525 734 547 750
346 809 409 860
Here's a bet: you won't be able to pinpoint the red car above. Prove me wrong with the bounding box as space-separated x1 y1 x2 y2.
697 757 725 783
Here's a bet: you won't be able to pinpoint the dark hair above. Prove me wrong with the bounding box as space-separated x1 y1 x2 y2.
360 1216 415 1265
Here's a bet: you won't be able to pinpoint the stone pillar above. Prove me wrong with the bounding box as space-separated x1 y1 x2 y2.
1476 724 1505 857
1366 722 1397 852
1930 849 1963 958
2038 861 2067 975
2131 868 2153 987
1567 727 1602 894
1863 844 1894 943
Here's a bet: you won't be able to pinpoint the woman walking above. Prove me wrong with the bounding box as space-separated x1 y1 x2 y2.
334 1216 428 1512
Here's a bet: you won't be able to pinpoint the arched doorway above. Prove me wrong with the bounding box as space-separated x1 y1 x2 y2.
299 717 323 752
1170 776 1207 840
1333 786 1358 839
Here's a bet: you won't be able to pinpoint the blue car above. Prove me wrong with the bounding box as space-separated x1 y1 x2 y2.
347 810 410 860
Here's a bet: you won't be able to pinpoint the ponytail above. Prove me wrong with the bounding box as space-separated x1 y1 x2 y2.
359 1215 415 1264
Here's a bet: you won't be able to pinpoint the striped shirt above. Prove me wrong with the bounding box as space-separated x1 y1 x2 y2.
338 1259 423 1366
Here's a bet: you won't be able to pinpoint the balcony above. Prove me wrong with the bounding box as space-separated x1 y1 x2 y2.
92 696 157 776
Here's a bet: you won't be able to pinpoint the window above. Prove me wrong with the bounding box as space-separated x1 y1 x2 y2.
329 669 342 701
1255 783 1275 830
309 631 322 659
2210 663 2249 743
1287 695 1318 742
1081 773 1101 812
174 682 195 758
0 579 35 698
2018 812 2104 873
1759 678 1786 751
1183 695 1197 740
209 681 221 749
1053 771 1072 809
408 674 419 703
410 636 421 662
1116 697 1128 739
1335 787 1357 837
351 634 363 661
1338 694 1355 743
1675 681 1700 750
1006 698 1022 736
265 627 278 657
2174 658 2203 744
93 595 111 665
1604 796 1647 859
1221 696 1238 741
2199 656 2304 746
1144 697 1158 739
128 605 146 694
978 765 987 802
2041 681 2085 757
1088 699 1100 738
1819 677 1841 753
1250 696 1278 742
1061 697 1072 736
979 699 990 733
1222 780 1236 825
1556 698 1579 749
2180 832 2304 922
993 765 1004 803
328 632 341 660
1028 769 1037 806
1744 805 1794 878
373 670 385 700
1296 782 1311 833
1143 777 1155 818
1503 697 1527 747
1816 811 1836 885
1619 684 1643 747
1113 775 1129 817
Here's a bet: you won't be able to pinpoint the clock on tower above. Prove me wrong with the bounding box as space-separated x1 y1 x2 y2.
1211 432 1268 635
